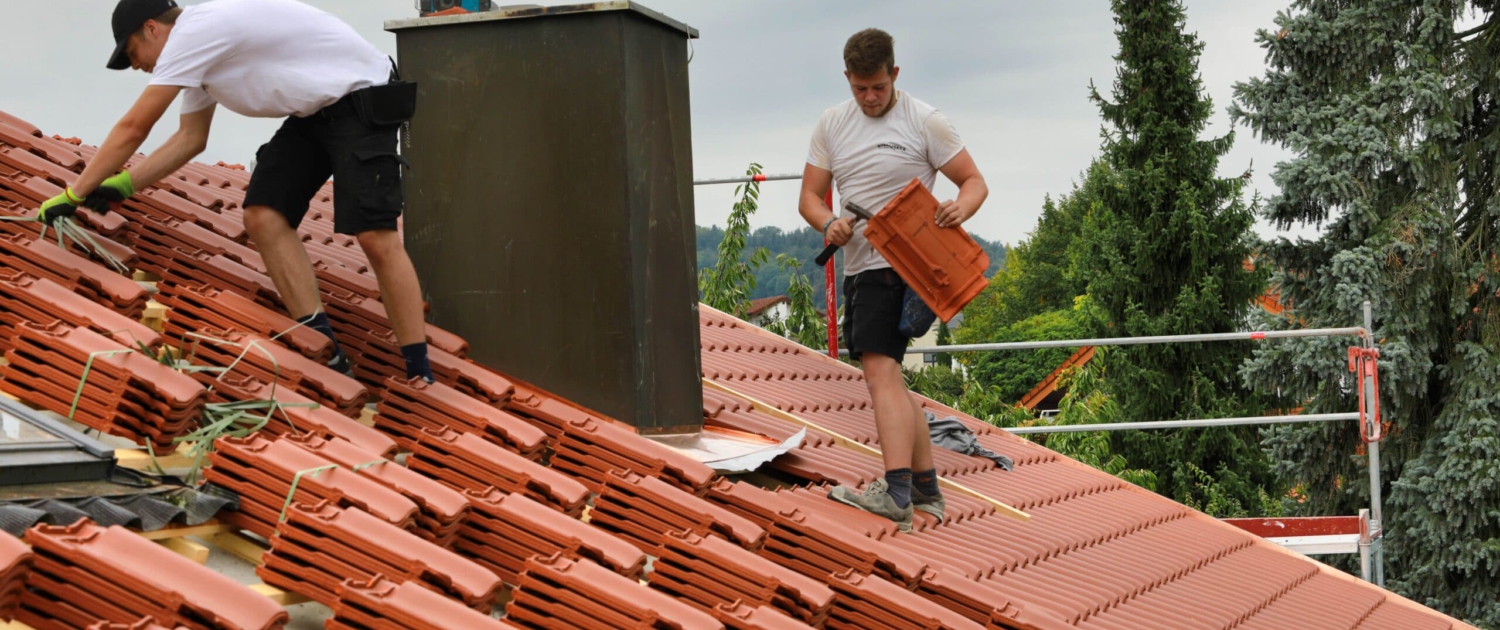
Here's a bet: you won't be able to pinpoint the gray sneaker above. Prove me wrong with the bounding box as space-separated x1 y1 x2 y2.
827 478 914 532
912 486 946 525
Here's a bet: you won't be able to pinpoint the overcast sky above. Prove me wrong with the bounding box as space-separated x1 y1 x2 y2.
0 0 1306 246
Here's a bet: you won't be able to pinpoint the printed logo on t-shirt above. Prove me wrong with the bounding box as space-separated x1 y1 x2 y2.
875 142 910 153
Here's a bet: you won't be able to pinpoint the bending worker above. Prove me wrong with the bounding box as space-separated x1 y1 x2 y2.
38 0 434 383
800 28 989 531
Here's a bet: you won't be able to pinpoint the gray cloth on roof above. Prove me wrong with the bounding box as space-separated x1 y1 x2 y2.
926 411 1013 471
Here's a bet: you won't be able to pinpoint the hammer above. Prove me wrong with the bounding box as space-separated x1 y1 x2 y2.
814 201 875 267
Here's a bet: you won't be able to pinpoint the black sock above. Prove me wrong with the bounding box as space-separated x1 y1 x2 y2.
884 468 912 509
913 469 939 496
401 342 433 382
297 312 344 354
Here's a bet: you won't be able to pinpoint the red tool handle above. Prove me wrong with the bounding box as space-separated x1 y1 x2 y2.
824 189 838 358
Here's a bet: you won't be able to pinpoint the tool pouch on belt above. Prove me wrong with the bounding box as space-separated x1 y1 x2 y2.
353 59 419 127
898 287 938 337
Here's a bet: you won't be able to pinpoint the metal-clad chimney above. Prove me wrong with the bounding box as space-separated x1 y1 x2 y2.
387 3 702 436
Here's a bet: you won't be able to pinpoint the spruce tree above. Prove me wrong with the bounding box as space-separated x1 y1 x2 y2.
1233 0 1500 623
1077 0 1272 512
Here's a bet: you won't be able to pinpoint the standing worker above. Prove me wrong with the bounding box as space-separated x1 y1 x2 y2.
37 0 434 383
800 28 989 531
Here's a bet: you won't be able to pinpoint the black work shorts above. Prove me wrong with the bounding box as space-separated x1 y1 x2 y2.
842 268 911 362
243 108 408 235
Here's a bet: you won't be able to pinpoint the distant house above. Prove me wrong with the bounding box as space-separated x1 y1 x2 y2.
903 312 964 372
746 296 790 327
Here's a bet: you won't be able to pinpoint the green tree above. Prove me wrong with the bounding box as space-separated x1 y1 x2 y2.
1232 1 1500 622
698 164 773 318
696 225 1007 306
1077 0 1273 513
951 163 1107 402
967 308 1088 404
764 254 827 351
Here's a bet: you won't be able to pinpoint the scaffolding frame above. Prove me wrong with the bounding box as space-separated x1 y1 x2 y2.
694 172 1387 585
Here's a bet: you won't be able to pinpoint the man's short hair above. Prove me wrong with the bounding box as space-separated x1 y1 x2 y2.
153 6 183 26
844 28 895 77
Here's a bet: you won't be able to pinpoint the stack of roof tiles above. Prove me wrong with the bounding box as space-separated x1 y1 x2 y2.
704 480 925 590
324 289 468 391
0 201 136 274
0 231 147 317
157 282 334 363
281 433 470 548
590 469 765 553
185 328 369 416
204 434 418 539
21 519 288 630
455 489 646 585
409 427 589 518
258 501 502 611
88 619 187 630
330 576 521 630
551 416 717 493
0 268 160 355
125 210 279 308
0 533 31 624
496 381 603 439
507 554 721 630
825 569 982 630
203 373 397 458
649 530 833 627
0 322 204 454
375 376 546 456
710 602 815 630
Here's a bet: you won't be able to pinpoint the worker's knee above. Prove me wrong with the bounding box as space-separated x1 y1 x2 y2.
860 353 905 390
355 229 404 267
242 205 290 241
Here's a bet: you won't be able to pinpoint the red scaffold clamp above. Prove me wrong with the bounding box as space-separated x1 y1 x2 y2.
1348 346 1383 443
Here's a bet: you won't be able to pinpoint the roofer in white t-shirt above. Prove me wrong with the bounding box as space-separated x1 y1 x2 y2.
799 29 989 531
38 0 437 384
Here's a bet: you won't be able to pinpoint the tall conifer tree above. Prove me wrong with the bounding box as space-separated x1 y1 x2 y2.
1234 1 1500 623
1079 0 1272 510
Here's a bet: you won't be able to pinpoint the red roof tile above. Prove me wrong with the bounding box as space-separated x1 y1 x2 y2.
863 179 990 321
697 303 1471 630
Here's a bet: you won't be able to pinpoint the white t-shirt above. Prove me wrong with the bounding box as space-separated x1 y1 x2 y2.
149 0 392 118
807 92 965 276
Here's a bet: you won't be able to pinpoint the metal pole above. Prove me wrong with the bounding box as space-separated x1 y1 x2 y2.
1004 412 1359 434
824 189 838 358
845 326 1368 356
693 173 803 186
1364 300 1386 586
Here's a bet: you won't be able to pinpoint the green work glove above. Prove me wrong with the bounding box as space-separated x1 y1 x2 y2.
36 189 83 226
84 171 134 212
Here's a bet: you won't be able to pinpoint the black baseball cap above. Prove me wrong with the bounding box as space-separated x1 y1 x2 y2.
107 0 178 70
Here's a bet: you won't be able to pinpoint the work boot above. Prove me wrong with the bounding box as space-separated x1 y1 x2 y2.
912 486 947 525
327 348 355 379
827 478 913 532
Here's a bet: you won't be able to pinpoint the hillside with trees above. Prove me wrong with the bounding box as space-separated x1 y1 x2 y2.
696 224 1007 304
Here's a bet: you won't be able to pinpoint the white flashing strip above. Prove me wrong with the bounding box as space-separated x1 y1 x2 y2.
1266 534 1362 556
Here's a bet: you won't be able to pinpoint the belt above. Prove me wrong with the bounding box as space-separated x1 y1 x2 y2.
316 91 361 120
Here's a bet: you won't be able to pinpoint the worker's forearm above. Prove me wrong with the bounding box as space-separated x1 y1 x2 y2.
799 192 836 230
72 122 151 196
126 131 207 190
958 176 988 216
